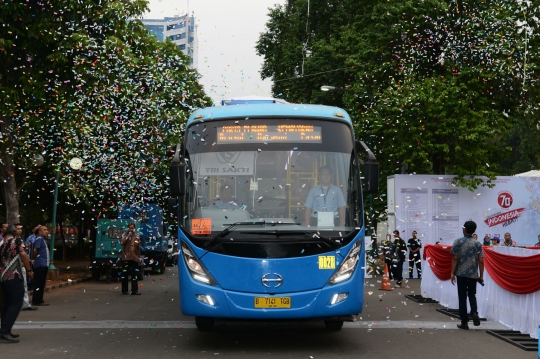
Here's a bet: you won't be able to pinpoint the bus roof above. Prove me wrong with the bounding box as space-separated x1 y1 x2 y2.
187 104 353 126
221 95 289 106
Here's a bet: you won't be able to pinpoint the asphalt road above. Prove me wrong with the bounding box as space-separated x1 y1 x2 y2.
3 268 536 358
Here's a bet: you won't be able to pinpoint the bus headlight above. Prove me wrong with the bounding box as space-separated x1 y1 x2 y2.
328 242 360 285
330 292 349 305
181 242 216 285
196 294 216 306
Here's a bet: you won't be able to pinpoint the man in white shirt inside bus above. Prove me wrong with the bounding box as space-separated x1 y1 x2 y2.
211 184 239 209
304 166 346 227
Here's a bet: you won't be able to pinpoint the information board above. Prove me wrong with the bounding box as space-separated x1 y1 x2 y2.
389 175 540 246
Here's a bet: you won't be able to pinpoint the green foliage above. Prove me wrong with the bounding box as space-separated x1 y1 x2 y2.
256 0 358 106
257 0 540 223
0 0 211 225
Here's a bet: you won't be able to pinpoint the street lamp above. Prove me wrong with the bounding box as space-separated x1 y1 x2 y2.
32 154 59 270
49 169 60 270
368 135 376 239
48 157 82 270
321 85 372 98
321 85 353 92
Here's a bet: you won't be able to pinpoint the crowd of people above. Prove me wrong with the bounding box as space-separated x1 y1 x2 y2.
380 229 535 286
379 224 540 331
0 222 51 343
381 229 423 288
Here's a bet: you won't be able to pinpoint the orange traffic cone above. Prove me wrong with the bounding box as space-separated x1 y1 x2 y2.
379 264 393 291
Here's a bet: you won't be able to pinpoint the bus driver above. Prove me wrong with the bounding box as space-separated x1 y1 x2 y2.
304 166 346 227
211 184 238 209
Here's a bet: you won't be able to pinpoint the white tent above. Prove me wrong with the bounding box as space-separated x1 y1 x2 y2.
515 170 540 177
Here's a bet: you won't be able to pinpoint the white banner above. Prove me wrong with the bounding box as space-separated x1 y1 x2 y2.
389 175 540 246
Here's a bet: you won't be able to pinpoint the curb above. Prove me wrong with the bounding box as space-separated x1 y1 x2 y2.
28 276 92 297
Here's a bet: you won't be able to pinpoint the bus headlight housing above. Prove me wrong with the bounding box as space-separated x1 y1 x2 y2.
181 242 216 285
328 242 360 285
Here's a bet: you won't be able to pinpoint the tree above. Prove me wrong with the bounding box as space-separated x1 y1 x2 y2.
256 0 359 106
257 0 540 224
0 0 211 224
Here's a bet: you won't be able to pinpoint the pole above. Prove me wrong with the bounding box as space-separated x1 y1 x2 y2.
523 21 528 89
49 170 59 270
369 135 376 239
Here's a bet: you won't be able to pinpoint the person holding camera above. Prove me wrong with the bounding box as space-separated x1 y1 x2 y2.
120 223 141 295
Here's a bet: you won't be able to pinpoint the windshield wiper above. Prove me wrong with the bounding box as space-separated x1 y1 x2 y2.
218 228 342 249
241 230 304 238
204 221 299 249
303 231 343 249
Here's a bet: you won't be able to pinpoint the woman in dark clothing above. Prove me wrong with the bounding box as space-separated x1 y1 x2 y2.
0 224 34 343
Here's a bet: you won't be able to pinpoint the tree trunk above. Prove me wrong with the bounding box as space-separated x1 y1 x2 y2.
0 152 21 224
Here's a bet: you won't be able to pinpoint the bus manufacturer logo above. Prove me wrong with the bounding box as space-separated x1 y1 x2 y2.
318 256 336 269
261 273 283 288
216 151 241 164
497 191 513 209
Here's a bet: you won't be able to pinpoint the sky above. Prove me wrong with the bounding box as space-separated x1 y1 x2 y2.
144 0 286 105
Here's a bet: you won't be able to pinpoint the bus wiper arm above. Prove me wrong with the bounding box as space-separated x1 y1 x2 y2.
241 230 303 238
303 231 342 249
204 221 266 249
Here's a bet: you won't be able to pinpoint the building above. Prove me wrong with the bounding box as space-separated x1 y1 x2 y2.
141 14 198 68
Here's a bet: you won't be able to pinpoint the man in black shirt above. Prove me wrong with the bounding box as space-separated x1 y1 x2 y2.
382 234 393 280
392 230 407 287
407 231 422 279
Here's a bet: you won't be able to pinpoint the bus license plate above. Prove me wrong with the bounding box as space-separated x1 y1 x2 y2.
254 297 291 308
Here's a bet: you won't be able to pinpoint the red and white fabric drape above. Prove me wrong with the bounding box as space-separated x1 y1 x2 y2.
421 245 540 339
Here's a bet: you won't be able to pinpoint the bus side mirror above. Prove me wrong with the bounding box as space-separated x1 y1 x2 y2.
167 198 179 214
363 161 379 194
170 163 186 196
356 140 379 194
170 143 186 196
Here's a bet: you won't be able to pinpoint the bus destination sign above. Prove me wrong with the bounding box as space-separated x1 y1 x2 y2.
217 124 322 144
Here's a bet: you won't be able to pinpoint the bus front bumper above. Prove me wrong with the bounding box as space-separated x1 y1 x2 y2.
180 277 363 320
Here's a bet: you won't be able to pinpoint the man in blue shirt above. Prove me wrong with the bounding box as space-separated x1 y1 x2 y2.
25 226 39 260
450 221 484 330
304 166 346 227
211 184 240 209
32 226 50 306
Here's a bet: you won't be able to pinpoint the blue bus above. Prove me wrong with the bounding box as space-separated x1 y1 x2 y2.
169 100 378 331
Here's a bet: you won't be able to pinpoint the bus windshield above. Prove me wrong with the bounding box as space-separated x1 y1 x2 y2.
180 118 363 250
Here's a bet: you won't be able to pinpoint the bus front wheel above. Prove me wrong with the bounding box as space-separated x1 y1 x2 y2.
195 317 215 331
324 320 344 331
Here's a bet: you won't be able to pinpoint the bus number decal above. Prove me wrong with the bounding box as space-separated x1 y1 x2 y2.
192 218 212 235
318 256 335 269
